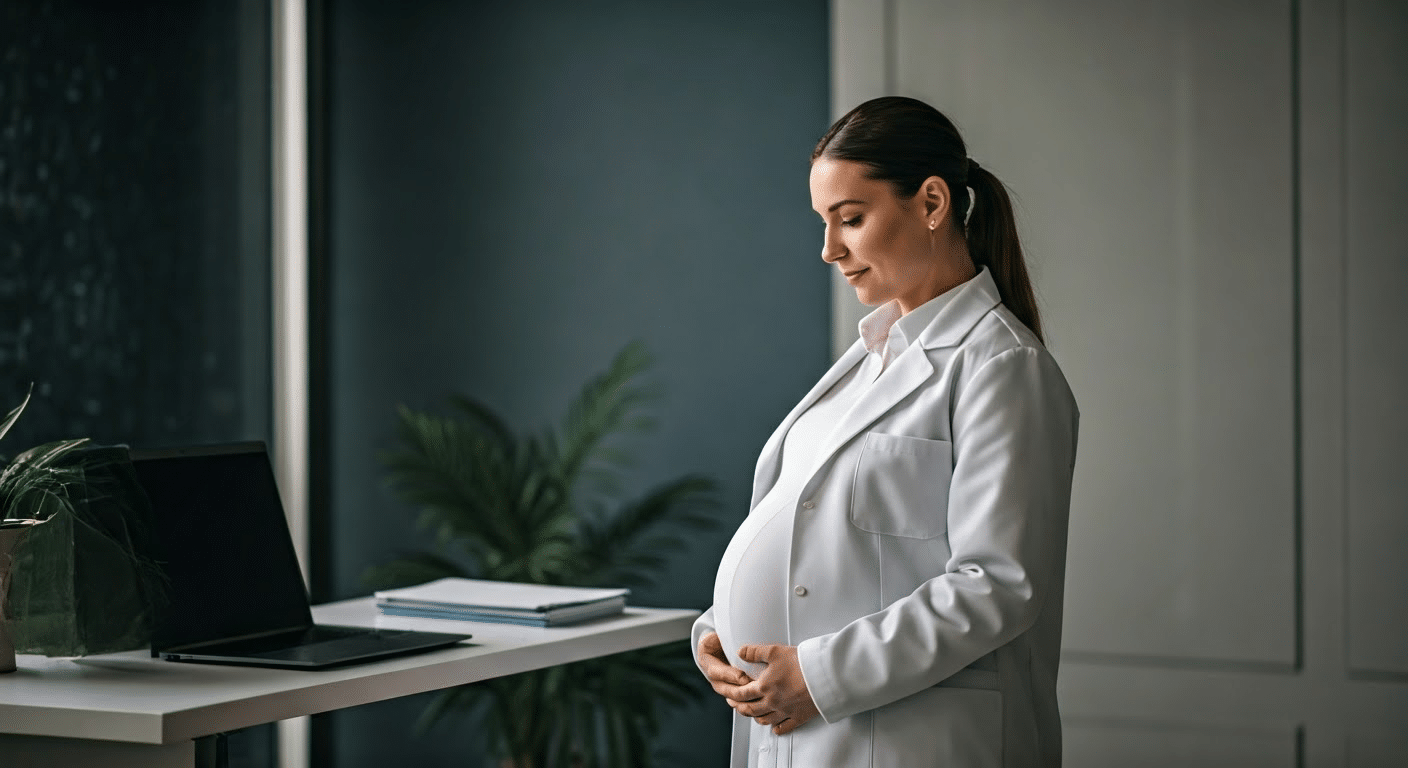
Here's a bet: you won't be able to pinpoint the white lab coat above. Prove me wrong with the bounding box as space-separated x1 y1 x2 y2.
693 268 1079 767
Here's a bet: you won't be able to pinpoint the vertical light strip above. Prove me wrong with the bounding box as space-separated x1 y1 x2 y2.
273 0 309 586
272 0 311 767
829 0 888 360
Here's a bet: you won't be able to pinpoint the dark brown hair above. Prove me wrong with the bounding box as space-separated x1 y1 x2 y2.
811 96 1043 343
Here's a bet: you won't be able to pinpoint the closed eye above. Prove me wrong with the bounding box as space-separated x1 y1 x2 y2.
842 216 862 227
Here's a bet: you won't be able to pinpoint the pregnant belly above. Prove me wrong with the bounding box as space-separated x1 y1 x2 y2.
713 502 793 679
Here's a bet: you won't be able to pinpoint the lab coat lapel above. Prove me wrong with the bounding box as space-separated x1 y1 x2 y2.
750 341 867 509
750 268 1004 509
808 268 1004 478
807 344 934 476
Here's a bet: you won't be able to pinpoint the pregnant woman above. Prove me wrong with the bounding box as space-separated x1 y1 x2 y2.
692 96 1080 767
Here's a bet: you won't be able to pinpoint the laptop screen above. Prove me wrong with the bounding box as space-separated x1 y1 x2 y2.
129 442 313 651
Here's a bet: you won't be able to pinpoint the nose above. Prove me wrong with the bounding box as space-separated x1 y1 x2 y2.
820 226 845 263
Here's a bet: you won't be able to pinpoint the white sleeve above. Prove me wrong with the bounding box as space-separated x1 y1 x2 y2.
690 605 718 678
797 346 1078 722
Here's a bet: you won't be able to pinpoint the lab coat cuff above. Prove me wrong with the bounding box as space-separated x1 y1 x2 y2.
690 606 716 678
797 634 845 724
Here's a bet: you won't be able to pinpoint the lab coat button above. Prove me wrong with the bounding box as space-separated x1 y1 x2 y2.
794 585 807 596
801 500 815 510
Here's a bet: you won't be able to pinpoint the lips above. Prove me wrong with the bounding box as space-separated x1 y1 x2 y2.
843 268 869 282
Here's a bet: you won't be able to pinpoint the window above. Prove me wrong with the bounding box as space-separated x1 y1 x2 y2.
2 0 272 452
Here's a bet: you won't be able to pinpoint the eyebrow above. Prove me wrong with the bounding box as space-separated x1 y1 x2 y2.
822 199 867 214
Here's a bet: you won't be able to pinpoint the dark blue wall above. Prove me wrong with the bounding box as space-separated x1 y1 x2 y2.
326 0 830 765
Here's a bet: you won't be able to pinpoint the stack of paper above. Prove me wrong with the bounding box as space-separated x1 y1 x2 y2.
374 578 630 627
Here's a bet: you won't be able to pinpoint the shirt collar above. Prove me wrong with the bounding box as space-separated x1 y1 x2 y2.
894 275 969 347
855 270 979 355
857 300 903 356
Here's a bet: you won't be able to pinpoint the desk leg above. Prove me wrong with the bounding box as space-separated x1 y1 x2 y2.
0 733 196 768
195 732 228 768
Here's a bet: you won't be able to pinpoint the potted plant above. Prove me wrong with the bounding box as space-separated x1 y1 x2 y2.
366 341 719 768
0 387 87 671
0 386 164 670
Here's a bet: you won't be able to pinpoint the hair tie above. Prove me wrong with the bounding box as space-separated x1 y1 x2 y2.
963 158 981 226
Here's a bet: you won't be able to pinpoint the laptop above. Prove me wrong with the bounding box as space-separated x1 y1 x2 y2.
128 441 470 669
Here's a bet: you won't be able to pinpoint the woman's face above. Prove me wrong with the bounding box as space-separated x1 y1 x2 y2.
810 156 954 314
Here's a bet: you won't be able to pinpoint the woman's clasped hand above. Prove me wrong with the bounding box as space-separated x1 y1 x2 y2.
697 631 820 735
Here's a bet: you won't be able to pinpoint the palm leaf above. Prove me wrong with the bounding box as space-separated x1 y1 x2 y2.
0 437 89 492
0 384 33 446
549 340 658 492
0 438 90 523
573 474 718 588
413 683 488 736
446 393 517 449
382 406 521 562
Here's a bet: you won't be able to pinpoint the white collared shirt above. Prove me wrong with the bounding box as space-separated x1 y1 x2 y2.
858 282 964 379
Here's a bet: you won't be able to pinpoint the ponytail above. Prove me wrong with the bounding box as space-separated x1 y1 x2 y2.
964 162 1043 344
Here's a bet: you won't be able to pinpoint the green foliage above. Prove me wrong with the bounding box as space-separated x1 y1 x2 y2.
1 385 167 656
1 385 87 530
365 341 719 768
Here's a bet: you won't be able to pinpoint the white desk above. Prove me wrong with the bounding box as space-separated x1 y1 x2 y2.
0 598 699 768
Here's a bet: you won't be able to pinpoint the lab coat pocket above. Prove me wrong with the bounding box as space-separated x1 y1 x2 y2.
850 433 952 539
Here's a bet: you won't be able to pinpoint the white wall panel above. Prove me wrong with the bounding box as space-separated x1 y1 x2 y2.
1344 0 1408 678
1065 720 1298 768
895 0 1297 665
1348 725 1408 767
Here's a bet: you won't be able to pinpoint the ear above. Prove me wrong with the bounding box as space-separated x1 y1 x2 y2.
916 175 951 227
